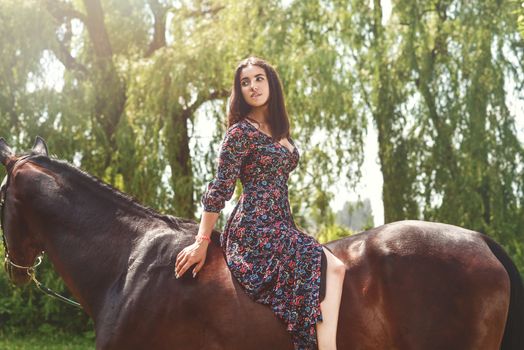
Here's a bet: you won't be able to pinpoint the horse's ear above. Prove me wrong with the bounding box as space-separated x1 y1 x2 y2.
0 138 14 165
31 136 49 156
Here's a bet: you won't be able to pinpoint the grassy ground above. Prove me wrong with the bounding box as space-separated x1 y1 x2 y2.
0 332 94 350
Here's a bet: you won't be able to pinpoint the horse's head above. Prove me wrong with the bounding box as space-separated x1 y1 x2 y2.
0 136 48 286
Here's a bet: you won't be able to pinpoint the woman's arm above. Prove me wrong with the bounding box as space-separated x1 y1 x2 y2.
174 179 234 278
174 211 218 279
175 123 248 278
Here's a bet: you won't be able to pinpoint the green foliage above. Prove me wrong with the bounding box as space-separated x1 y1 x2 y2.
316 224 355 244
335 0 524 272
516 1 524 38
0 330 94 350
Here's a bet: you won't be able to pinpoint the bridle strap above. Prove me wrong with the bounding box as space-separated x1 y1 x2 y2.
1 173 11 265
4 251 82 308
5 252 43 270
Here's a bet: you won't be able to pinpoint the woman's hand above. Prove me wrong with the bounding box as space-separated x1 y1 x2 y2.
174 240 209 278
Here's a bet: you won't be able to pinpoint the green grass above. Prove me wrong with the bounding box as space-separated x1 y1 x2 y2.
0 332 94 350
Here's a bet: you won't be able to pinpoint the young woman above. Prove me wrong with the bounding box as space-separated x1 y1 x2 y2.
174 57 346 350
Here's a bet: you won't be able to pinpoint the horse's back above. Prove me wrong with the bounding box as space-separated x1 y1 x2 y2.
95 224 294 350
327 220 510 350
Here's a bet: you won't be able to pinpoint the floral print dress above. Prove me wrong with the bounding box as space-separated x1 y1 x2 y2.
201 118 327 350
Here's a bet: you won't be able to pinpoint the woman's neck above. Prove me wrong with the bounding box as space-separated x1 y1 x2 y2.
247 106 269 124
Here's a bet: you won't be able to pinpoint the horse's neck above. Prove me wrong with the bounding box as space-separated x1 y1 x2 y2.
37 201 168 317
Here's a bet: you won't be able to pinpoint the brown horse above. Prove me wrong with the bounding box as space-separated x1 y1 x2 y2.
1 137 522 350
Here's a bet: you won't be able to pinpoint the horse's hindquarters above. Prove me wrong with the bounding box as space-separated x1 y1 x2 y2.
334 224 511 350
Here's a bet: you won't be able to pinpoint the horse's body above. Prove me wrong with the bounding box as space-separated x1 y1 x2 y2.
1 138 523 350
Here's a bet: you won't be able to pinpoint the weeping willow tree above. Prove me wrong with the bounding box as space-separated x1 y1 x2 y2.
0 0 362 219
336 0 524 268
0 0 362 332
518 1 524 37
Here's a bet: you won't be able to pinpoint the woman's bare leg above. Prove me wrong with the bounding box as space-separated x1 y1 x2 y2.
316 247 346 350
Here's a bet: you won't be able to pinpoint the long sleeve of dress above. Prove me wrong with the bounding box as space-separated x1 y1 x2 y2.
201 124 248 213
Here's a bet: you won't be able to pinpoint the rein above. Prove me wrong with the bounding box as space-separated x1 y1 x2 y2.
1 157 82 309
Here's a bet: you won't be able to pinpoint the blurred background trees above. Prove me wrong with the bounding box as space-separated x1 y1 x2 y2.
1 0 523 336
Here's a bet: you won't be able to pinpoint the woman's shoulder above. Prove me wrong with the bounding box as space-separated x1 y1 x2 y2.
226 119 250 133
222 120 254 150
225 119 254 140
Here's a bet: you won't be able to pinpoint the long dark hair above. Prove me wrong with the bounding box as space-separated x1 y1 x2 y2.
227 57 290 141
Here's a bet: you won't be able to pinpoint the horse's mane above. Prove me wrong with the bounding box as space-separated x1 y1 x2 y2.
28 155 196 229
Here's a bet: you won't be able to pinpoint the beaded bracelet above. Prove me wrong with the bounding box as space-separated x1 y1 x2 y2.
195 234 211 243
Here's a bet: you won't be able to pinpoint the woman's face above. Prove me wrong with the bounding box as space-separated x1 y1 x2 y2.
239 64 270 108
